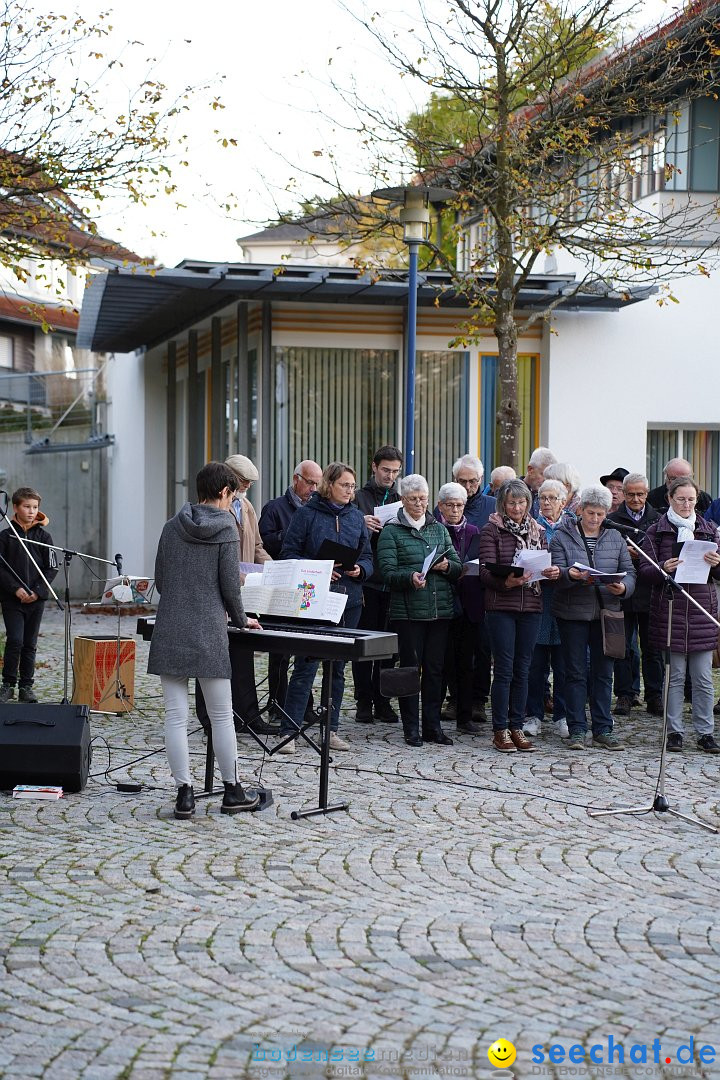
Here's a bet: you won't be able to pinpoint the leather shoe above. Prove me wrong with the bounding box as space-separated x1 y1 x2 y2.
404 735 423 747
374 702 399 722
493 728 517 753
244 716 280 736
174 784 195 819
423 731 454 746
355 704 375 724
457 719 484 735
509 728 537 751
221 782 260 814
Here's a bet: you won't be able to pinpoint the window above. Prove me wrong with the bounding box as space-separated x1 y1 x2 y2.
414 351 469 499
647 427 719 495
0 334 13 369
271 347 398 495
665 97 720 192
480 354 540 474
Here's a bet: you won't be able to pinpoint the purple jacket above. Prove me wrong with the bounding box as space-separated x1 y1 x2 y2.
478 520 545 614
445 519 484 621
640 514 720 653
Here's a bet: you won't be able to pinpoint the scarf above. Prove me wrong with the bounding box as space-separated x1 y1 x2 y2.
666 506 697 544
489 511 544 593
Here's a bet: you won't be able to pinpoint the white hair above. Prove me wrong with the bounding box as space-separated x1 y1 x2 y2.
538 478 568 502
490 465 516 487
528 446 557 469
623 472 648 490
399 473 429 496
544 462 581 495
579 485 612 510
437 482 467 504
452 454 484 481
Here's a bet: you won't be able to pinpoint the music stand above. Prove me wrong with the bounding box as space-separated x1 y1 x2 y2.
588 531 720 833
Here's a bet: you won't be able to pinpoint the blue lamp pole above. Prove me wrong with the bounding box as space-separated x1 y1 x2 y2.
372 184 454 475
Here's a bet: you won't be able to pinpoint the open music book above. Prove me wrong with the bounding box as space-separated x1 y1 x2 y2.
241 559 347 623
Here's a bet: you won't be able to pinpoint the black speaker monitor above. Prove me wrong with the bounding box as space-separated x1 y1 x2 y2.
0 704 91 792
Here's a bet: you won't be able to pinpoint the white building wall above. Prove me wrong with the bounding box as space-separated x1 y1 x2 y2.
106 350 166 578
546 270 720 486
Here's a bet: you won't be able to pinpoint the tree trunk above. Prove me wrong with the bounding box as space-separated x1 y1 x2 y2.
494 300 521 471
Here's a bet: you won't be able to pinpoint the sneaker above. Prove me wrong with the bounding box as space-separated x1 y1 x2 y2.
714 699 720 717
565 733 587 750
276 737 296 754
666 732 683 753
509 728 537 752
492 728 517 753
646 696 664 717
174 784 195 819
355 704 375 724
697 734 720 755
328 732 351 751
0 684 14 703
373 702 398 723
557 718 570 739
613 696 634 716
592 732 624 751
18 686 38 704
522 716 541 737
221 782 260 814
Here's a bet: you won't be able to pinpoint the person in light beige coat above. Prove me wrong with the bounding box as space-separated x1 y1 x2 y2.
225 455 272 567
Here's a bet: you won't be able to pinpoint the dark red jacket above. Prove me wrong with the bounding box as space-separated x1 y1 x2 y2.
478 520 545 614
640 514 720 653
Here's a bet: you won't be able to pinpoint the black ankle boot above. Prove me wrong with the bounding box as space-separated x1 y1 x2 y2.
221 781 260 815
174 784 195 819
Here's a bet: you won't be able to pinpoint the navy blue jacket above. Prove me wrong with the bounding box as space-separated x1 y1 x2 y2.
281 494 373 609
463 491 495 529
258 489 299 559
705 498 720 527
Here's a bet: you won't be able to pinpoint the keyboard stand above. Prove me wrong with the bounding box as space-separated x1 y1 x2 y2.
291 659 350 820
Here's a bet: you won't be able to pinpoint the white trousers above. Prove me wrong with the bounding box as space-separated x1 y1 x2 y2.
161 675 238 787
666 651 715 736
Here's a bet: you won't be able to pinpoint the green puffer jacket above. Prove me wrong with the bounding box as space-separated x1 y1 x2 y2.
376 510 462 620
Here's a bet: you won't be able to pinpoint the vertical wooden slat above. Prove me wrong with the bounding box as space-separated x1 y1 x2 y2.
210 318 223 460
166 341 177 519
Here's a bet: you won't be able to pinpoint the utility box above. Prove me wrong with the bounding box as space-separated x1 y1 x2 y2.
72 636 135 713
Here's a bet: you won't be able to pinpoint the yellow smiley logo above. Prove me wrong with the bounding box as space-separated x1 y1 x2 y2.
487 1039 517 1068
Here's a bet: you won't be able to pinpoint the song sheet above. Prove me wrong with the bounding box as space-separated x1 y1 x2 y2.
241 560 342 620
514 550 551 582
674 540 717 585
373 502 400 526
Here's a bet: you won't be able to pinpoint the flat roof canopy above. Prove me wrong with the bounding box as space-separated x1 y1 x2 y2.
77 260 655 353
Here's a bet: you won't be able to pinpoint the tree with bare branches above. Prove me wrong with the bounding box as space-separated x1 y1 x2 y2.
298 0 720 467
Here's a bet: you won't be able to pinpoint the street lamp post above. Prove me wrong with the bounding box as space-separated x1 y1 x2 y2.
372 184 454 474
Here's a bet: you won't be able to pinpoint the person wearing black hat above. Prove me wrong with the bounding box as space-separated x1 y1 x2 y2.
600 468 629 514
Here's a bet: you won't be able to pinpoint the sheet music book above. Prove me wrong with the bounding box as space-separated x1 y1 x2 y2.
241 559 346 622
101 576 154 604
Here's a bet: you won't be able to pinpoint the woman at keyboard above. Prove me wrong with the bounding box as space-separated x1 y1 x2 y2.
148 461 262 818
277 462 373 753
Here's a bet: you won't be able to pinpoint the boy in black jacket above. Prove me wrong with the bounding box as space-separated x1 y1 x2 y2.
0 487 59 702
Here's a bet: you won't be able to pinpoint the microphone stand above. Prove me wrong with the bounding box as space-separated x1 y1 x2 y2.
589 524 719 833
3 531 121 704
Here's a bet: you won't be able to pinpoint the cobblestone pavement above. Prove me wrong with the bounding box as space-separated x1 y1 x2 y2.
2 607 720 1080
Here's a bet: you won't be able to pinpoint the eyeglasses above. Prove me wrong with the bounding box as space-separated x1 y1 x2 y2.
625 490 647 498
334 482 356 492
505 498 528 507
296 474 320 487
673 496 696 505
441 501 465 509
404 494 428 503
456 477 480 487
539 495 560 502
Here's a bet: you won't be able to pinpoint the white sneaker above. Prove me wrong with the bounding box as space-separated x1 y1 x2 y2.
523 716 541 737
276 738 296 754
545 717 570 738
329 732 351 751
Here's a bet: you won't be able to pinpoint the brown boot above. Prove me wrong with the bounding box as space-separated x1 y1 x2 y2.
493 728 517 753
509 728 537 752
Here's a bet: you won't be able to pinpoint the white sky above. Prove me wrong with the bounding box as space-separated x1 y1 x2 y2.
82 0 677 267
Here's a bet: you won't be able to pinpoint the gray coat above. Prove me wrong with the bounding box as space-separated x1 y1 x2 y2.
550 517 636 622
147 502 247 679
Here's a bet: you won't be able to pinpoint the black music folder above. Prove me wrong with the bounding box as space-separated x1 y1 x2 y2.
318 539 361 569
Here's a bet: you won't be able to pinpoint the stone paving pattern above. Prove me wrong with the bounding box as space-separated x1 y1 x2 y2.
2 608 720 1079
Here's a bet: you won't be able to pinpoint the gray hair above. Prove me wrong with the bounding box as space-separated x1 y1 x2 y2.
437 482 467 504
452 454 484 481
663 457 693 481
579 485 612 511
538 478 568 502
623 472 648 491
496 478 532 516
544 462 581 495
399 473 429 496
490 465 516 488
528 446 557 469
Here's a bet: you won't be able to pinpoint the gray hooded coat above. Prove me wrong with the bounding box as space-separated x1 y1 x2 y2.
147 502 247 679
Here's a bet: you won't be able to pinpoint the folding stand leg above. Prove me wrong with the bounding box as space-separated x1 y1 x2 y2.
291 659 349 820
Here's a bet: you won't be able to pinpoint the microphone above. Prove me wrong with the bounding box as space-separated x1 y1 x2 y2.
115 552 123 574
603 519 644 538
